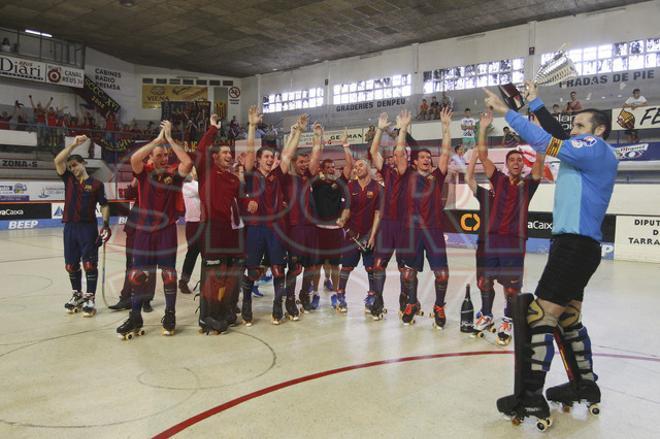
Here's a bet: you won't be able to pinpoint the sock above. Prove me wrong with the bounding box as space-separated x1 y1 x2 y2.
480 288 495 316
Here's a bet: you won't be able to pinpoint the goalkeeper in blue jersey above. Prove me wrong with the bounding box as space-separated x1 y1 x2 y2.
484 86 618 422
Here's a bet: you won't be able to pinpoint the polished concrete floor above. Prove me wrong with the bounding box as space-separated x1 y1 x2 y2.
0 226 659 439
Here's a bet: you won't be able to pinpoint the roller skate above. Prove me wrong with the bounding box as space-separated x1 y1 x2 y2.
431 304 446 329
65 291 84 314
251 285 264 297
199 316 229 335
471 311 494 337
285 296 300 321
310 291 321 310
401 302 422 326
496 317 513 346
323 278 334 292
298 291 313 313
272 299 284 325
370 294 387 321
81 294 96 317
117 311 145 340
241 299 253 327
161 309 176 336
364 292 376 314
142 301 153 313
546 380 601 415
398 292 408 317
497 393 552 432
226 308 239 327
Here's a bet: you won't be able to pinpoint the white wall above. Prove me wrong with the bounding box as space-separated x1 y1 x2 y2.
0 77 80 115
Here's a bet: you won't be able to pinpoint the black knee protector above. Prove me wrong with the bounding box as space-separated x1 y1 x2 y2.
65 263 81 273
246 267 261 282
161 268 177 292
401 266 417 282
373 257 388 272
477 275 494 292
82 261 97 272
128 268 148 287
433 268 448 284
270 264 285 279
287 257 303 277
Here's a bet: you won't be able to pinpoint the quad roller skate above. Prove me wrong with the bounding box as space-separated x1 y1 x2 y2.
65 291 85 314
297 291 313 313
285 296 300 321
81 294 96 317
497 393 553 432
161 309 176 336
364 292 376 314
117 311 145 340
546 380 601 415
199 316 229 335
241 299 253 327
496 317 513 346
323 278 334 292
430 304 446 329
310 291 321 310
370 294 387 321
401 302 423 325
272 299 284 325
331 293 347 313
471 312 495 338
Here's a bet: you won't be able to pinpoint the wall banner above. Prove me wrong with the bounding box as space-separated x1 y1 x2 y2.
142 85 208 109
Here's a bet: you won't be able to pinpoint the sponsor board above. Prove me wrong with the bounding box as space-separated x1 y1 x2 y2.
612 105 660 131
142 85 208 109
614 215 660 263
0 203 52 220
0 54 83 88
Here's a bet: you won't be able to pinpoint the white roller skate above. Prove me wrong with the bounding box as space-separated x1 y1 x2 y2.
65 291 85 314
471 312 494 337
496 317 513 346
81 294 96 317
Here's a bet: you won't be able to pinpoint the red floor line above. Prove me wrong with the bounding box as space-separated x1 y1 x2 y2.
152 350 660 438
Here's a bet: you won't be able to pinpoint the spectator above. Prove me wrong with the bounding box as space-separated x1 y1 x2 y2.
460 108 476 150
417 98 429 120
551 104 562 117
1 38 11 53
440 91 454 111
622 88 647 143
29 95 53 145
450 144 466 168
565 90 582 114
255 123 266 139
430 96 440 119
0 111 11 130
502 126 521 147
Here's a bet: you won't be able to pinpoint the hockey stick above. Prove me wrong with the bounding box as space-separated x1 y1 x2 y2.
100 241 109 308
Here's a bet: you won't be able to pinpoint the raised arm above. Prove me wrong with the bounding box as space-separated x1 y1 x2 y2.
44 97 54 112
244 105 263 173
131 127 165 174
393 109 412 176
438 107 453 175
525 81 569 140
341 128 353 180
28 95 36 109
163 120 193 177
476 110 496 178
370 112 390 171
308 121 323 176
280 114 307 174
54 135 89 175
530 150 546 181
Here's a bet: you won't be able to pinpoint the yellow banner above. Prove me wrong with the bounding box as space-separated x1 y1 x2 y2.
141 85 208 109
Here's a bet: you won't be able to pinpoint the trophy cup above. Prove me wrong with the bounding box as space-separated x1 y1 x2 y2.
498 50 578 111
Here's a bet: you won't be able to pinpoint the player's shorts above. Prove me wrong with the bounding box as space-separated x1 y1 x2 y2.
478 234 526 286
133 223 178 268
317 226 343 265
535 233 601 306
341 233 375 269
245 225 286 268
63 222 99 265
374 218 404 266
284 224 319 267
399 227 448 272
462 136 476 148
200 221 244 259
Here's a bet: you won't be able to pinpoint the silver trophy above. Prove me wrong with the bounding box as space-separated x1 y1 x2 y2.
499 49 578 111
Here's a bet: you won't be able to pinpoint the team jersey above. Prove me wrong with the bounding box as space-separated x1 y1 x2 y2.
488 168 539 239
279 169 316 227
195 126 241 225
507 104 618 241
473 185 495 241
134 164 184 232
380 165 409 221
59 171 107 223
401 167 446 229
312 175 350 227
242 166 286 228
345 178 382 235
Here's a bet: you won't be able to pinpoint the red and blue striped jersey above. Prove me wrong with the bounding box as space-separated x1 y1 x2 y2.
380 165 409 222
345 178 382 235
488 168 539 239
401 167 446 229
60 171 107 223
134 165 184 232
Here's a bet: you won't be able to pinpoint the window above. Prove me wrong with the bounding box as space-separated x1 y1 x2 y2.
541 37 660 75
423 58 524 93
332 74 412 105
262 87 324 113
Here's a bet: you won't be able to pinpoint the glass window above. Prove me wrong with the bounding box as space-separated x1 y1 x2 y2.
647 38 660 52
374 89 383 100
512 58 524 70
598 44 612 59
583 47 597 61
629 40 644 54
629 54 645 70
614 42 627 56
645 54 657 68
423 82 433 94
402 85 412 96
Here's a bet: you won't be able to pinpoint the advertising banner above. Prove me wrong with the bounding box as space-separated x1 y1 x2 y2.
612 105 660 131
614 215 660 263
142 85 208 109
74 75 121 116
0 54 83 88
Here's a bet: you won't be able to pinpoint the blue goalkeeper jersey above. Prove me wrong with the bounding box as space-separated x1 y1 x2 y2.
505 104 618 242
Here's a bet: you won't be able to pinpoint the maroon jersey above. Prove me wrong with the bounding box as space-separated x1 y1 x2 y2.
279 169 316 227
380 165 409 222
346 178 382 235
60 171 107 223
195 126 241 225
488 168 539 239
134 165 184 232
401 167 446 229
242 166 286 228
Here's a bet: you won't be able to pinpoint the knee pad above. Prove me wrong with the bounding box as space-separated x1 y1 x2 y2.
527 299 559 328
128 269 148 286
402 267 417 282
270 265 285 278
287 258 303 277
246 267 261 282
340 266 354 273
365 265 374 273
82 261 97 272
559 304 581 330
373 258 388 272
433 269 448 284
161 268 177 289
477 275 493 292
504 286 520 297
65 263 80 273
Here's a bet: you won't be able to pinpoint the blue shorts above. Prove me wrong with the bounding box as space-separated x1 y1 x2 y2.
64 222 99 265
340 235 375 269
399 227 448 272
478 234 525 286
245 225 286 268
132 223 178 269
374 219 404 266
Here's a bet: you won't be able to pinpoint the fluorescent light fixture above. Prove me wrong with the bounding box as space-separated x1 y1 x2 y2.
25 29 52 38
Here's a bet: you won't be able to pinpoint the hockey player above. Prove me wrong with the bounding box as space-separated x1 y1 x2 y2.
55 135 110 317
